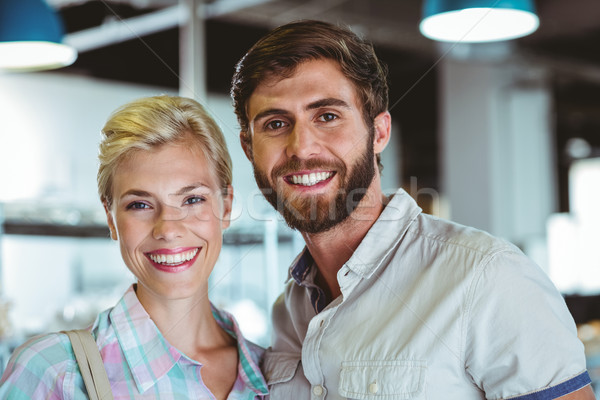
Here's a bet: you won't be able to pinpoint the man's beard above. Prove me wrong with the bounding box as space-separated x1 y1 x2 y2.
252 139 376 234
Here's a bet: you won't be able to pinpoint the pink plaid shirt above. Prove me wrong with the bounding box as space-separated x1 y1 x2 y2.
0 285 268 399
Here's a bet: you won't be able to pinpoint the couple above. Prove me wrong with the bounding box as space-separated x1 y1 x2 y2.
0 20 594 400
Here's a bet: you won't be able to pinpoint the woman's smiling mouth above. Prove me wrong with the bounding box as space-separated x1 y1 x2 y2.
146 248 200 272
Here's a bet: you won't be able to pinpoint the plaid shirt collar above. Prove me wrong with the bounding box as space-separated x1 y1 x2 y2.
109 285 268 396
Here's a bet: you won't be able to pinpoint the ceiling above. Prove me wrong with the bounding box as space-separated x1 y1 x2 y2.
47 0 600 212
52 2 600 65
50 0 600 87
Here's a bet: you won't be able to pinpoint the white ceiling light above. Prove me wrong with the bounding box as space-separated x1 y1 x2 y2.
420 0 539 43
0 0 77 72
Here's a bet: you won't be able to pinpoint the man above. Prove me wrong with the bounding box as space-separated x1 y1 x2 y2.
231 20 595 399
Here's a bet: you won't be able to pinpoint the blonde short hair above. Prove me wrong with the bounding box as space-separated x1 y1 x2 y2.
98 95 232 207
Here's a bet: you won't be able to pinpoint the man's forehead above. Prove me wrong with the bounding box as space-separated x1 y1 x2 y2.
249 62 354 103
254 65 300 91
252 58 347 92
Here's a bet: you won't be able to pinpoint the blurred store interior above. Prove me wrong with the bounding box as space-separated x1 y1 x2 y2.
1 0 600 384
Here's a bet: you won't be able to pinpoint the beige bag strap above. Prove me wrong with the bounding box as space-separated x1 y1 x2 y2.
63 330 114 400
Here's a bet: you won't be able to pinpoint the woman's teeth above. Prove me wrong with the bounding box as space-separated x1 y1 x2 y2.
149 249 198 265
290 171 333 186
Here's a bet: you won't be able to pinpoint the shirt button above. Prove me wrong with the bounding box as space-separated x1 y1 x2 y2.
319 320 324 327
313 385 324 396
369 382 378 394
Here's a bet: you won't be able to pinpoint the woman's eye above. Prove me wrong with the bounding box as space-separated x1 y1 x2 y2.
319 113 337 122
266 120 286 130
126 201 150 210
185 196 206 205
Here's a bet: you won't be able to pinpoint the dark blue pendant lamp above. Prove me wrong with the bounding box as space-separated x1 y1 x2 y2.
0 0 77 72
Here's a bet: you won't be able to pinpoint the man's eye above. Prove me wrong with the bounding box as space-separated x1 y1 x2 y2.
266 120 286 130
185 196 206 205
319 113 337 122
126 202 150 210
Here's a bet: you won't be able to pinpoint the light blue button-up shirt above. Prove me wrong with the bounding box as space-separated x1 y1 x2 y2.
263 188 590 399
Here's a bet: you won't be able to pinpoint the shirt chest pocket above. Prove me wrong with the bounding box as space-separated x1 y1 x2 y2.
262 351 309 398
262 351 301 384
339 360 427 400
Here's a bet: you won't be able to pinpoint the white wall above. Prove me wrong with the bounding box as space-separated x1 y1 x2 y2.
439 60 556 251
0 72 177 206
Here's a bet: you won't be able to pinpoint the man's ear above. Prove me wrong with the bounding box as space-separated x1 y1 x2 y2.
103 202 118 241
373 111 391 154
221 185 234 230
240 131 253 161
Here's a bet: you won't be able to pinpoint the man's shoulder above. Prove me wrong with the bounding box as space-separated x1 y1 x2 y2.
272 289 294 322
408 212 519 258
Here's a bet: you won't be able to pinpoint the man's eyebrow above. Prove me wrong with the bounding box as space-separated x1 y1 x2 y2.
253 108 290 122
306 98 350 110
252 99 350 122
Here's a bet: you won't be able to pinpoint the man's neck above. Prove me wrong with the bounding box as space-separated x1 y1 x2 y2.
302 179 388 301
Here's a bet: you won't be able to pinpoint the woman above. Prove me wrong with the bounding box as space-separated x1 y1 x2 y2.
0 95 268 399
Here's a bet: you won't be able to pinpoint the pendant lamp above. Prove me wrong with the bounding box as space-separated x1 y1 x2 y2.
0 0 77 72
420 0 539 43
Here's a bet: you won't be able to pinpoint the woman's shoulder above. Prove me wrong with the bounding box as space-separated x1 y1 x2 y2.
0 332 78 397
9 332 75 368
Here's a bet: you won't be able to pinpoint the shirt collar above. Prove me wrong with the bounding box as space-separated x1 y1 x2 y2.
109 285 181 394
109 285 268 396
289 188 422 284
290 249 314 284
346 188 422 278
211 305 269 396
289 250 329 312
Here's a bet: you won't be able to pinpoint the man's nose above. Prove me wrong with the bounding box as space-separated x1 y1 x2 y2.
285 122 322 159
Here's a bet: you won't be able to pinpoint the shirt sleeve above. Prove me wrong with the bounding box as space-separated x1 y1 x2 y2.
464 248 591 399
0 333 84 399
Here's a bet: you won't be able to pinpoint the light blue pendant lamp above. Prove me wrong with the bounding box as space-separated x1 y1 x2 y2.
0 0 77 72
420 0 539 43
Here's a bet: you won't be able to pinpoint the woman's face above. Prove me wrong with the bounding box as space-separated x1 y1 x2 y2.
104 139 232 304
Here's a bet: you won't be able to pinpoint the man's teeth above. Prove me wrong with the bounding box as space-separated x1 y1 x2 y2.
291 172 333 186
149 249 198 265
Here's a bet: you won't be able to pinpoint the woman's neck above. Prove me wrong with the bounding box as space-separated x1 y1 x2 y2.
134 285 233 357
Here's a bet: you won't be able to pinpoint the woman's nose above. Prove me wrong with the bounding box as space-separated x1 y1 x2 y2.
153 205 186 241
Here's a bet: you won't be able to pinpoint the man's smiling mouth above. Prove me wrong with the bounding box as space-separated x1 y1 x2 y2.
286 171 334 186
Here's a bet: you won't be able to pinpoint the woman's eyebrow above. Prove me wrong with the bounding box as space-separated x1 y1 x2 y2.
119 189 151 200
118 183 211 201
174 183 211 196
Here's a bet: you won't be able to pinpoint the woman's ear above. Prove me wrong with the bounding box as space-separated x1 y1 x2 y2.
373 111 391 154
221 185 234 230
103 202 118 241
